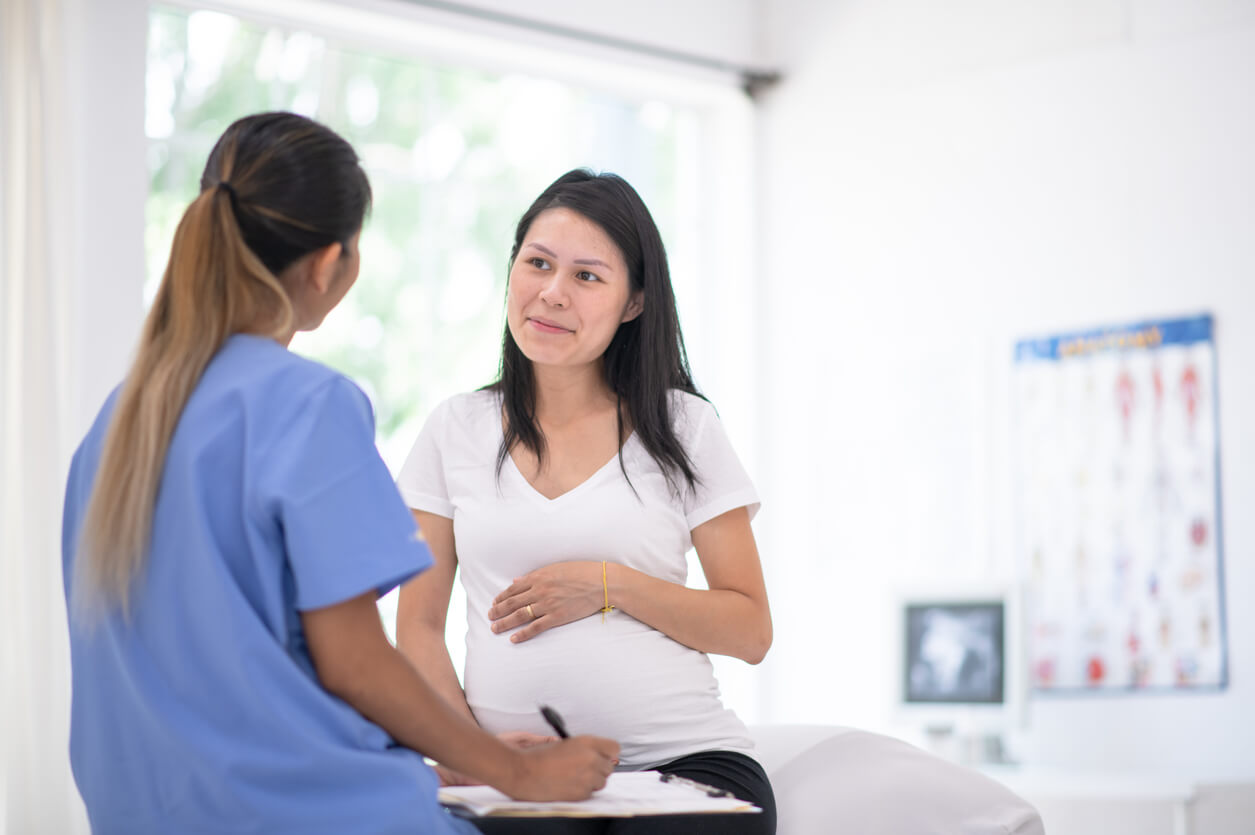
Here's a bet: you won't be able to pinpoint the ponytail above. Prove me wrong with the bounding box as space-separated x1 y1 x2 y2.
76 113 369 617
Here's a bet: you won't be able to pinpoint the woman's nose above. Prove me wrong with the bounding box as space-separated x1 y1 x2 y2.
538 275 567 307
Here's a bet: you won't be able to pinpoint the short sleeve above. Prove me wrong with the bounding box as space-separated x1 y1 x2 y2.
396 398 455 518
262 377 433 611
681 397 761 530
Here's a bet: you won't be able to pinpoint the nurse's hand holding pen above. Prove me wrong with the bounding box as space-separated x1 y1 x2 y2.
498 703 616 801
434 735 615 799
503 735 619 801
433 706 616 799
432 729 589 786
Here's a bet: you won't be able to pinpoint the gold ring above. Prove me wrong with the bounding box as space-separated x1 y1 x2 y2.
526 604 536 620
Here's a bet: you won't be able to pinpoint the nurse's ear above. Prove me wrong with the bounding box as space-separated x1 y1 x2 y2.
305 242 346 296
281 241 343 301
278 241 354 333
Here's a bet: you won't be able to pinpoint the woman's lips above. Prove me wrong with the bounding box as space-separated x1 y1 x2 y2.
528 317 572 334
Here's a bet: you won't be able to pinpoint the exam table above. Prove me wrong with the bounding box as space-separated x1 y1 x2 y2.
749 725 1045 835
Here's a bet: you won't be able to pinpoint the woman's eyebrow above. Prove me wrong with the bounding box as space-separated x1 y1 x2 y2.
525 241 611 270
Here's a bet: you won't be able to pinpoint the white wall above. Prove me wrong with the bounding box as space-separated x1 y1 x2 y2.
70 0 150 436
755 0 1255 779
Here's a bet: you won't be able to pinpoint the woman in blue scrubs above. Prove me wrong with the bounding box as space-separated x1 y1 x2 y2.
61 112 617 835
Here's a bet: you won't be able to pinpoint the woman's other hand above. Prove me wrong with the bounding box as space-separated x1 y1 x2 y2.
489 561 604 642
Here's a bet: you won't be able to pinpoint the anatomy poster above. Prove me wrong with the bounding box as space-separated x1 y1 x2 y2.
1013 315 1227 692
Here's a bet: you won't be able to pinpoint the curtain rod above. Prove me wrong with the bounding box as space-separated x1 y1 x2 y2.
400 0 781 98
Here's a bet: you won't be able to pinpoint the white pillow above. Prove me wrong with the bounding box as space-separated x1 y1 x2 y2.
750 725 1045 835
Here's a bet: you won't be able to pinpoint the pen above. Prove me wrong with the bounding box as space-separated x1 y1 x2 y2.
539 704 569 739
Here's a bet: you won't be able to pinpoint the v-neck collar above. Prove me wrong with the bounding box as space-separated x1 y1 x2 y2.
499 415 636 508
504 448 624 508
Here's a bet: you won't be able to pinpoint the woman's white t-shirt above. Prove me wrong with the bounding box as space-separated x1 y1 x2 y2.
396 389 759 769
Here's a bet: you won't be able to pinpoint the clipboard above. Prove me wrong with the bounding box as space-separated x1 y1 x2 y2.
439 771 761 818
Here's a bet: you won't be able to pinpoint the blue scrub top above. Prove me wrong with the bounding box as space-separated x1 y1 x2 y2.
61 334 475 835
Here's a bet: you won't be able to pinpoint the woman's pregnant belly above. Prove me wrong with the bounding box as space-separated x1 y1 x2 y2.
461 612 746 768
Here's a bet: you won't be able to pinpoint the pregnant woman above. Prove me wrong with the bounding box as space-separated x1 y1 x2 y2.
396 169 775 834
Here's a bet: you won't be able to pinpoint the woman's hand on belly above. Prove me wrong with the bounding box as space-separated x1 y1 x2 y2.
489 561 606 643
490 509 772 663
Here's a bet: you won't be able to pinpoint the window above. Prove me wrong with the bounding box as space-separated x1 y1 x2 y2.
145 2 757 716
147 5 698 469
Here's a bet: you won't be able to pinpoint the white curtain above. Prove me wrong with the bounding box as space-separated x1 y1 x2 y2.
1 0 90 832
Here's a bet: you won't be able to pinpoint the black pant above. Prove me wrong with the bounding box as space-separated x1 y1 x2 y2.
466 750 776 835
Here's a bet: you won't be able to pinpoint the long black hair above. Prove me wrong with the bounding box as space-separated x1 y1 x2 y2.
488 169 703 494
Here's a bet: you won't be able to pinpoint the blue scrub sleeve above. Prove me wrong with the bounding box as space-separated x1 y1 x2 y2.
265 376 433 611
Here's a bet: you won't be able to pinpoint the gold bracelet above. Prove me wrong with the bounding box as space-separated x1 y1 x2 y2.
601 560 615 623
